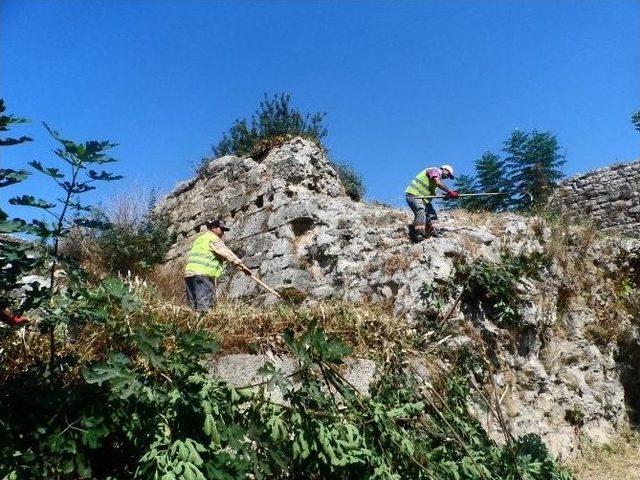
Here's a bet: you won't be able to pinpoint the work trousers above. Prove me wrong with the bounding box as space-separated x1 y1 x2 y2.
406 194 437 226
185 275 216 312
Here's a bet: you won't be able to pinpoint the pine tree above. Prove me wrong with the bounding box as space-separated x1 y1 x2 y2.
504 130 565 211
632 110 640 134
474 151 509 211
450 174 482 210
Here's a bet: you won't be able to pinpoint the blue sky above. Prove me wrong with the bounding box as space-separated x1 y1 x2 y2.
2 0 639 216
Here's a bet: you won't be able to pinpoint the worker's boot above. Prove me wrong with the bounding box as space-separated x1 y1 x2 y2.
425 224 441 238
409 224 427 243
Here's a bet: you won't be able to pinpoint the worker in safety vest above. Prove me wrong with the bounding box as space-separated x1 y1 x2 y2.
405 165 459 240
184 219 251 311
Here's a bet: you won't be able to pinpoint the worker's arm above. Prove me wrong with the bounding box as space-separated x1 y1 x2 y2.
434 178 459 198
209 239 252 275
434 178 453 194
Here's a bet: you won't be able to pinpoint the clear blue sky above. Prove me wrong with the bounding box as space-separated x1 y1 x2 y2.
2 0 639 215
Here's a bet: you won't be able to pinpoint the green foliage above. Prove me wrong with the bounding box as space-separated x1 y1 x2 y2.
421 252 550 330
1 106 121 372
632 110 640 134
329 159 366 201
455 131 564 213
96 207 175 276
0 99 39 316
451 174 483 211
204 93 365 202
0 99 32 147
503 130 565 211
452 153 510 212
210 92 328 159
0 286 571 479
475 152 510 211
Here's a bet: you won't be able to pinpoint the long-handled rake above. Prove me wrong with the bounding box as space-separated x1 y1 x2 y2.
235 264 282 299
411 192 507 200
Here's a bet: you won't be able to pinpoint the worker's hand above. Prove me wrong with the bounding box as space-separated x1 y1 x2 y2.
1 310 28 327
238 264 252 276
447 190 459 199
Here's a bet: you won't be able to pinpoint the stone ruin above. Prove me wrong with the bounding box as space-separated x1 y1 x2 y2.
156 138 640 458
552 159 640 238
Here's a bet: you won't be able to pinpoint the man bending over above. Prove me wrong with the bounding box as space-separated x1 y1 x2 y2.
184 219 252 312
405 164 458 241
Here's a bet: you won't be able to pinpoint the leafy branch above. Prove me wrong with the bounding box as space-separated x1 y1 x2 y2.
5 117 122 368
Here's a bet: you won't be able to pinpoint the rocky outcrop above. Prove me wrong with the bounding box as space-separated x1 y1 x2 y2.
552 159 640 238
157 138 640 459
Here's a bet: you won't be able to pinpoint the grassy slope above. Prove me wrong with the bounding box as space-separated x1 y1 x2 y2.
570 432 640 480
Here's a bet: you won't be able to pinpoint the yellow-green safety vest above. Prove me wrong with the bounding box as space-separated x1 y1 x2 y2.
405 168 438 200
184 231 225 278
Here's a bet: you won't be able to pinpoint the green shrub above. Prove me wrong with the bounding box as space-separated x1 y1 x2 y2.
203 92 366 202
97 209 174 276
209 92 328 160
329 159 366 201
421 252 550 330
0 282 572 479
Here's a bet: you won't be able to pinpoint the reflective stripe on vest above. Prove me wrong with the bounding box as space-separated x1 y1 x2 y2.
184 231 224 278
405 168 439 198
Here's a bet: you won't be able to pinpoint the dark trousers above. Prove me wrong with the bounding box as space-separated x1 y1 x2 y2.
185 275 216 312
406 194 437 226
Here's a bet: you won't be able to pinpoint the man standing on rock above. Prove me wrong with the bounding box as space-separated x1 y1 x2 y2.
184 219 252 312
405 165 459 241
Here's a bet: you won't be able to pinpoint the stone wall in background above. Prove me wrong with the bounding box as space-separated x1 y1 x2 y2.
552 160 640 237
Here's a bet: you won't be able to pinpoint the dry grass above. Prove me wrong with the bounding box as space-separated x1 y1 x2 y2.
362 208 410 228
58 227 104 279
148 262 188 304
145 293 414 358
570 430 640 480
380 252 413 276
0 281 417 384
539 217 638 345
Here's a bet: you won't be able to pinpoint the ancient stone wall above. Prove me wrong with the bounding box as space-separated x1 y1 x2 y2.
552 160 640 237
156 138 640 457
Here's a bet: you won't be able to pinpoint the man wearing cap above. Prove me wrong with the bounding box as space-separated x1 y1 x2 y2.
184 219 252 312
405 165 459 241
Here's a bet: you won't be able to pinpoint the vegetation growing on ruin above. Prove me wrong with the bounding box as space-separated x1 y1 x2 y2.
1 99 573 479
55 189 176 280
328 158 366 201
210 93 328 159
420 252 551 331
203 92 366 201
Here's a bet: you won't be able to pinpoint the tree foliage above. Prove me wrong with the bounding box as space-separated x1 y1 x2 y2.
475 152 510 211
455 130 565 213
0 99 38 317
0 99 32 147
210 93 328 159
632 110 640 134
450 174 481 211
1 105 122 367
503 130 565 210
